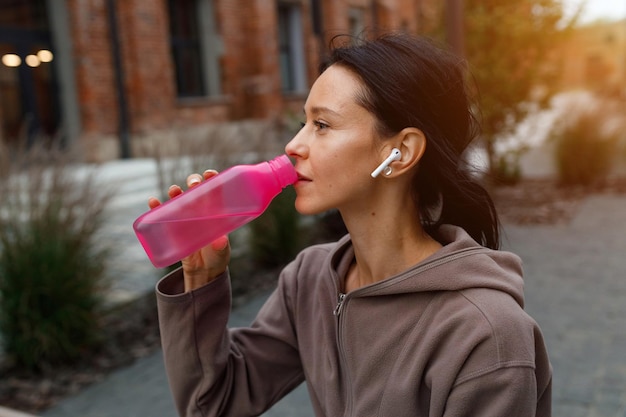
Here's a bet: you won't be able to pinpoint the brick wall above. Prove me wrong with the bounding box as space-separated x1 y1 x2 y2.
68 0 118 138
117 0 174 132
64 0 436 160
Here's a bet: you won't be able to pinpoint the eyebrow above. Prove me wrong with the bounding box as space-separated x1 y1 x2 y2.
303 106 342 118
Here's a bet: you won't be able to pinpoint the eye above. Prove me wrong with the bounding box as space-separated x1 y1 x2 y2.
313 120 329 130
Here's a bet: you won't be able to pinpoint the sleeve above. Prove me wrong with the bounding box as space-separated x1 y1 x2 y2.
156 266 305 417
441 317 553 417
443 366 551 417
429 291 553 417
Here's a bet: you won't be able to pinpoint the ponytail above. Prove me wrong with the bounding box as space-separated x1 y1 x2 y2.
410 100 500 250
417 164 500 249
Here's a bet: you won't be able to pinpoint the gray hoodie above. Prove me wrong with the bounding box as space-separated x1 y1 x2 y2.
156 225 552 416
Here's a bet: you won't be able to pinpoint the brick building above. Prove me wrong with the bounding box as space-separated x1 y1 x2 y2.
0 0 439 161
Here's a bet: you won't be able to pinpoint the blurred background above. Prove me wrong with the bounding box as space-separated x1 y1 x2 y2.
0 0 623 165
0 0 625 416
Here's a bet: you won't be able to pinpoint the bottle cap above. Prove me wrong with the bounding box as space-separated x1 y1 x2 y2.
269 155 298 188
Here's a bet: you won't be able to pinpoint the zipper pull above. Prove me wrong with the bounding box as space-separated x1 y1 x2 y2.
333 293 346 316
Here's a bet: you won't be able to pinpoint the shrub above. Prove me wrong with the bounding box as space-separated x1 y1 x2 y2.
302 210 348 245
0 148 112 371
248 186 302 269
493 153 522 186
553 110 618 186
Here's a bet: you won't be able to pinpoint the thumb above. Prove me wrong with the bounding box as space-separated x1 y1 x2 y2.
210 235 229 251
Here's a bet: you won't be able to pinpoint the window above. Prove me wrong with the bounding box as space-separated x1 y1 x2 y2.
168 0 221 98
277 2 306 94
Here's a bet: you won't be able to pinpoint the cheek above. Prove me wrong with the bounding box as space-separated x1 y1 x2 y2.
310 153 341 185
325 167 371 200
325 153 343 173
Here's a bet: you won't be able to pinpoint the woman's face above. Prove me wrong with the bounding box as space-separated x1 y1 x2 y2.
285 64 385 215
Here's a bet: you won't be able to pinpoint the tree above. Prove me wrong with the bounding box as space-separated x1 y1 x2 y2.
433 0 577 178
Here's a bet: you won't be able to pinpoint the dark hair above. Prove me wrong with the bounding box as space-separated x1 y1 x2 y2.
323 33 500 249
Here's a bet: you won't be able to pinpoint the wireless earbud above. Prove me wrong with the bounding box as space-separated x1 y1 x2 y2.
371 148 402 178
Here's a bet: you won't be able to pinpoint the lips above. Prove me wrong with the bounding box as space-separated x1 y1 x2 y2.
296 172 312 182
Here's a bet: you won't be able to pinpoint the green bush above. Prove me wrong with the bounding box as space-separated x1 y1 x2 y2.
493 153 522 186
0 150 112 371
301 210 348 245
248 187 302 269
553 109 619 186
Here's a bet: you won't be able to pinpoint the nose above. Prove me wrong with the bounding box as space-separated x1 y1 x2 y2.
285 127 308 159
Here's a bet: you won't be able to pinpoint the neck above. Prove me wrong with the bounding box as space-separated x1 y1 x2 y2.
340 198 442 293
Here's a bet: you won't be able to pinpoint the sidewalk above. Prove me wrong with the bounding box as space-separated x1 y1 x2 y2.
5 159 626 417
504 194 626 417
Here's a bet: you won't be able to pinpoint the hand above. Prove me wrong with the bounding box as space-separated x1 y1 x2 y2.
148 170 231 292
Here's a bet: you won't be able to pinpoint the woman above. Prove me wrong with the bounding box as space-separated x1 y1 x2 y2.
151 33 552 416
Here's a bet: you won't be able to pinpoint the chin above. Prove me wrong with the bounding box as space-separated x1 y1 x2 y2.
294 198 328 216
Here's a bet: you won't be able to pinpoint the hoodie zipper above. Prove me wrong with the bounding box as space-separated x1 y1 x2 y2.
333 291 353 416
333 292 346 316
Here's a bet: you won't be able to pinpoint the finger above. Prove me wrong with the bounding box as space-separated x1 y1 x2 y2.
148 196 161 209
187 174 203 188
203 169 218 180
210 235 229 251
168 184 183 199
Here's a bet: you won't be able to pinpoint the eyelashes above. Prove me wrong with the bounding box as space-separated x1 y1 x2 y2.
300 120 329 131
314 121 329 130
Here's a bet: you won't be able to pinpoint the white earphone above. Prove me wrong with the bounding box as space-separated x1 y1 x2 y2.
371 148 402 178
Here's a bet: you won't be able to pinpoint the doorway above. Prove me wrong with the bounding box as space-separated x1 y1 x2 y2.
0 0 59 149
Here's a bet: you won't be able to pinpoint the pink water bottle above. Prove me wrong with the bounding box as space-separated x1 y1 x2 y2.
133 155 297 268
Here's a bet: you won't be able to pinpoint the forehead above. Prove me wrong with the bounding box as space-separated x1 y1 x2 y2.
305 65 365 114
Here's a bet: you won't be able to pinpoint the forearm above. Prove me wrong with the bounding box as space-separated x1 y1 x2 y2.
156 267 232 416
155 267 305 417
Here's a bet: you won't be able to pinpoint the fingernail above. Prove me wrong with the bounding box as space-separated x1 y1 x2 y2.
210 235 229 251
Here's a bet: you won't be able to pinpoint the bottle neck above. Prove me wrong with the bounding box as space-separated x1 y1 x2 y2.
268 155 297 188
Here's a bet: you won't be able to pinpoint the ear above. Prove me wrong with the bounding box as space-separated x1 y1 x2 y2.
384 127 426 177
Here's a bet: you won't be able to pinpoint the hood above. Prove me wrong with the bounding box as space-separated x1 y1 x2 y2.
329 225 525 308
